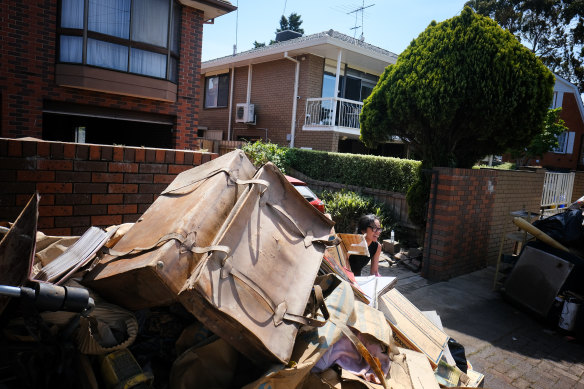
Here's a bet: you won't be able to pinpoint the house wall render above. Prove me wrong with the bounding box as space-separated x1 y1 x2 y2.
0 138 217 236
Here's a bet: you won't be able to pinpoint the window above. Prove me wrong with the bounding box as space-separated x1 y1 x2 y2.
552 131 575 154
58 0 181 82
204 74 229 108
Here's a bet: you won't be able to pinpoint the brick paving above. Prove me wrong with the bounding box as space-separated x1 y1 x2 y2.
368 255 584 389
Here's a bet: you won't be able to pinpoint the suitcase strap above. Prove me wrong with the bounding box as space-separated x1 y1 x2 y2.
330 318 389 389
266 202 335 248
161 167 269 195
204 252 329 328
103 232 187 257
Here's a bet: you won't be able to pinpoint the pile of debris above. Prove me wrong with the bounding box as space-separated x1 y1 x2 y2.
0 150 483 388
499 202 584 337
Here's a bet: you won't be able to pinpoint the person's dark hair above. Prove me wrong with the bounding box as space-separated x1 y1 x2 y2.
357 214 379 234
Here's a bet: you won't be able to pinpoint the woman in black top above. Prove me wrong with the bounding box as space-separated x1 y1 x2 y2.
348 214 382 277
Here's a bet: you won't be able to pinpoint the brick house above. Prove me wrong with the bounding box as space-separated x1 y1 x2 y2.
1 0 235 150
198 30 400 154
538 74 584 171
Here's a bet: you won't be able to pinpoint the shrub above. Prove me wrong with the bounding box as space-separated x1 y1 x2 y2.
287 148 420 193
242 141 290 174
319 189 396 240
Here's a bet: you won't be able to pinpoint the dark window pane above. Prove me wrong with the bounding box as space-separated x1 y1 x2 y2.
169 56 178 83
218 74 229 107
344 76 361 101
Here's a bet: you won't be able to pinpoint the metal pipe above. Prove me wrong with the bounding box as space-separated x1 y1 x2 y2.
246 64 252 104
227 66 235 140
284 52 300 148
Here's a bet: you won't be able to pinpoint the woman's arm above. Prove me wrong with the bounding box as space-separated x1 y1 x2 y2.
370 242 382 277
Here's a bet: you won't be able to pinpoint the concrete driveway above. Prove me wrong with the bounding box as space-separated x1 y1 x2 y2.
371 258 584 388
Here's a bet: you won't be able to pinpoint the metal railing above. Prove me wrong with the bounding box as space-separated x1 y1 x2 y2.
304 97 363 130
541 171 575 216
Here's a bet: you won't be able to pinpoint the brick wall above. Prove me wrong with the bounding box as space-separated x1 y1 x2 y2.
423 167 546 281
199 54 338 151
0 138 217 236
1 2 203 150
574 171 584 202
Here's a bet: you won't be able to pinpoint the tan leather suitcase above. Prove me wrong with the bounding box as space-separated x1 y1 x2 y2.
82 150 257 310
178 162 335 365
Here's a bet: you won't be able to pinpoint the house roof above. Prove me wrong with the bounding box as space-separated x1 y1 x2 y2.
554 73 584 123
179 0 236 22
202 30 398 76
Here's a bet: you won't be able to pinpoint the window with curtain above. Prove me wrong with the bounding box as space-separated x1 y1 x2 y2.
58 0 181 82
204 74 229 108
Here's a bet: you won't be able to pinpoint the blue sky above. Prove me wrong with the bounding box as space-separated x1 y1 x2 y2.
202 0 470 62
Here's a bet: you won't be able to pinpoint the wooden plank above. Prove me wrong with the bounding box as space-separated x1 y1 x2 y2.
398 348 440 389
378 289 449 368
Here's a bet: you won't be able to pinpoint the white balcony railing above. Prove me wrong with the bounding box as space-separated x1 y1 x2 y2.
304 97 363 130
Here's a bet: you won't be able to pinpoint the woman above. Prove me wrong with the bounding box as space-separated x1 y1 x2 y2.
348 214 382 277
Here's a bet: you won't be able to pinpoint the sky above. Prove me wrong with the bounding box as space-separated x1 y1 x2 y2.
202 0 470 62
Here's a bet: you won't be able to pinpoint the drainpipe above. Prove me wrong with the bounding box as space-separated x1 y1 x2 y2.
246 64 252 104
227 65 235 140
284 52 299 148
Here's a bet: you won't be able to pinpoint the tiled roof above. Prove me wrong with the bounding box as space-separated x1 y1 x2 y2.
203 29 398 65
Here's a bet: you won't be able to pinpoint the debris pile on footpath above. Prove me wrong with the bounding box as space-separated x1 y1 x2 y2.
18 148 584 388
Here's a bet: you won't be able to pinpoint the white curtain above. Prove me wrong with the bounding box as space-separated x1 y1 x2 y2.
87 38 128 71
132 0 169 47
130 48 166 78
88 0 130 39
59 35 83 63
61 0 84 28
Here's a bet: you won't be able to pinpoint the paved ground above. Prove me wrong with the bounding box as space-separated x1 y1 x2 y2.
365 254 584 389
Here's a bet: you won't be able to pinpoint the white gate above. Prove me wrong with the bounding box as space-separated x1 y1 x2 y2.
541 171 575 217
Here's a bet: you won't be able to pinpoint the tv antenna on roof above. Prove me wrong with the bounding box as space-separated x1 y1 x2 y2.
348 1 374 41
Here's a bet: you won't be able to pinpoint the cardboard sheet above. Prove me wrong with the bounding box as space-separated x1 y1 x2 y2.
378 289 449 368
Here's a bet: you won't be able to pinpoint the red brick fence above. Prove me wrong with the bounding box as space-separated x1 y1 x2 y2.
0 138 217 236
2 137 584 281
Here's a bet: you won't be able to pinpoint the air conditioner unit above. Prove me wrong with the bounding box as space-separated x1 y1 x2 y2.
235 103 255 123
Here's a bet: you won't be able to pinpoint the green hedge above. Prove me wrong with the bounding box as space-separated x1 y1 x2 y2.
287 148 420 193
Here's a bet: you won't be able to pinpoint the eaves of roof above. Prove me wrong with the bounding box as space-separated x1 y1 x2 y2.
202 30 398 75
178 0 236 22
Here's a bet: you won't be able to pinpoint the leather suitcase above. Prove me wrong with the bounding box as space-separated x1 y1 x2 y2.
178 162 336 365
82 150 257 310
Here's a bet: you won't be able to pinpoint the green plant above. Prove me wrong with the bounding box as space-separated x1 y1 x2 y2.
319 189 396 240
242 141 290 174
361 7 555 169
287 148 419 193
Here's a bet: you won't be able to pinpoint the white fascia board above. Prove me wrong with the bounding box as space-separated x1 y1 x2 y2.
202 35 395 74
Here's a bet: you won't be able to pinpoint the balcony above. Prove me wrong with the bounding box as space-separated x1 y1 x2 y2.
303 97 363 136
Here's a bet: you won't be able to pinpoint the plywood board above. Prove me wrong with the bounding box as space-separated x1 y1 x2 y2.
398 348 440 389
378 289 449 368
